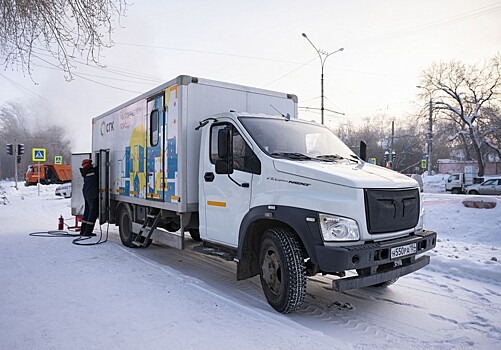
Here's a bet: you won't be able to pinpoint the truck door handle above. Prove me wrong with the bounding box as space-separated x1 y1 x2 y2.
204 172 215 182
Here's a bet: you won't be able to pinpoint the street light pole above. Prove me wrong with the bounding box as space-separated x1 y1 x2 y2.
416 86 433 174
302 33 344 125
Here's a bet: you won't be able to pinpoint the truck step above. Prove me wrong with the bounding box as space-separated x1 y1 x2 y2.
193 245 235 261
133 208 162 247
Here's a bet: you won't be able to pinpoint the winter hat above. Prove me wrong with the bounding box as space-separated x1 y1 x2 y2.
82 159 93 168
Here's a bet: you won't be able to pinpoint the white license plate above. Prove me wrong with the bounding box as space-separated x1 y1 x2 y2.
391 243 417 259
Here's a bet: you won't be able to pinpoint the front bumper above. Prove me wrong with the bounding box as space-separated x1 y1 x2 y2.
332 255 430 291
314 230 437 274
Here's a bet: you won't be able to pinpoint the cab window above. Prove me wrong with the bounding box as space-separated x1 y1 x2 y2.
210 123 261 174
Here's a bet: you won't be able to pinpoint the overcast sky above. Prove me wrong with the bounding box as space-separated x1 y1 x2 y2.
1 0 500 151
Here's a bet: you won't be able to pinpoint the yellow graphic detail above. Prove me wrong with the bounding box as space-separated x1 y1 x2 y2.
207 200 227 207
129 125 147 197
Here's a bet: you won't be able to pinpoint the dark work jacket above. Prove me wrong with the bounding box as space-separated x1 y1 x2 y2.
80 166 99 200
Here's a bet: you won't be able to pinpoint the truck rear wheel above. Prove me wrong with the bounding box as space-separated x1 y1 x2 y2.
118 207 135 248
259 228 306 313
118 207 153 248
452 188 461 194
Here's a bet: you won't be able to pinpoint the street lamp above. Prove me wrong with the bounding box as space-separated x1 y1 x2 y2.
416 85 433 174
302 33 344 125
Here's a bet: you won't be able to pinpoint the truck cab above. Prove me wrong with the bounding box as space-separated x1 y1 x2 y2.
198 112 436 313
446 173 466 194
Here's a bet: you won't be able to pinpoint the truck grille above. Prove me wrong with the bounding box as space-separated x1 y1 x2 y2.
364 189 420 234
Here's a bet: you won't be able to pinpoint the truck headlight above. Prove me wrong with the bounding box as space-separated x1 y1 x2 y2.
319 214 360 241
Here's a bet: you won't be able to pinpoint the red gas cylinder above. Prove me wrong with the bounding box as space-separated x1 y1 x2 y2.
58 215 64 230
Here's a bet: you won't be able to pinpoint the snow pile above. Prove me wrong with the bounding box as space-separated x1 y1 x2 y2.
422 173 448 193
1 180 500 349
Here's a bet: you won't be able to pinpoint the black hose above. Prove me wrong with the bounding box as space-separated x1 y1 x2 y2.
29 224 109 246
72 226 108 246
29 230 80 237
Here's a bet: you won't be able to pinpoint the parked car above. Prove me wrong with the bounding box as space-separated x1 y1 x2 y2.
466 177 501 195
55 183 72 198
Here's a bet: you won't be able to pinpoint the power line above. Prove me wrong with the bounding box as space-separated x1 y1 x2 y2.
268 2 501 87
31 47 163 84
31 53 143 94
343 2 501 48
114 42 304 66
0 73 47 101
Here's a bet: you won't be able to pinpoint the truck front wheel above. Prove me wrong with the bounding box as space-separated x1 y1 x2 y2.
259 228 306 313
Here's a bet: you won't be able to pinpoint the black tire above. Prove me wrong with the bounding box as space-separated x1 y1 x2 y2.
469 190 478 195
451 188 461 194
118 207 135 248
259 227 306 313
189 229 202 242
371 278 398 288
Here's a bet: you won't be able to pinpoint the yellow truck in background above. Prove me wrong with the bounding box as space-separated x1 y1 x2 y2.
25 164 72 186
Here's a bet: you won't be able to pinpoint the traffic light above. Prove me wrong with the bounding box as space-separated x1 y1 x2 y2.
6 144 13 155
17 155 21 164
391 151 396 162
17 144 25 155
384 151 389 163
421 159 427 169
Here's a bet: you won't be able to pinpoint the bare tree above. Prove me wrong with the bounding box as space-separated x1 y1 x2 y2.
478 106 501 161
419 55 501 176
0 0 128 79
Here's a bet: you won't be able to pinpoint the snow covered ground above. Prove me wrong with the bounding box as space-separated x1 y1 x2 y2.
0 176 500 350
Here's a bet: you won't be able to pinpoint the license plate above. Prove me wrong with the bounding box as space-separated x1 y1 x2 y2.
391 243 417 259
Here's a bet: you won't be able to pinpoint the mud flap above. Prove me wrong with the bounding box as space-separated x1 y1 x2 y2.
332 255 430 292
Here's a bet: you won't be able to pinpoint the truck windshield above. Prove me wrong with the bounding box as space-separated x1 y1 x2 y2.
239 117 358 163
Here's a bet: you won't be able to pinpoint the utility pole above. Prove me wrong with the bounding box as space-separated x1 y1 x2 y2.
416 86 433 175
6 140 19 189
302 33 344 125
14 139 18 190
391 120 395 170
427 98 433 174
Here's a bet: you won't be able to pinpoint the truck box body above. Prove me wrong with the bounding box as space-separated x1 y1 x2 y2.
92 75 297 213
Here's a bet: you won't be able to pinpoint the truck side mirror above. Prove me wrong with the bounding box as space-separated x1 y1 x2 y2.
359 140 367 162
215 128 233 174
218 128 231 158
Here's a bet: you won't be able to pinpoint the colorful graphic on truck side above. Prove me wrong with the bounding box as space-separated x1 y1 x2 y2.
95 84 179 204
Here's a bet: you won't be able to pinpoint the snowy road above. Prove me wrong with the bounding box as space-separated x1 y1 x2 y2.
0 182 500 349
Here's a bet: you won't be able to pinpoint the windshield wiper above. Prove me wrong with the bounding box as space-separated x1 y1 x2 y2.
316 154 359 163
271 152 313 161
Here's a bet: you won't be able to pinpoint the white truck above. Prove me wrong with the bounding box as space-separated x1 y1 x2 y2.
445 166 478 194
89 75 437 313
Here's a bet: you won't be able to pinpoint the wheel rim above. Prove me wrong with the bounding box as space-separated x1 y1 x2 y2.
261 248 282 295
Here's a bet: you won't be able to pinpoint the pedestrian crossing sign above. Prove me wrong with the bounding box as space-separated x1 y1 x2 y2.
32 148 47 162
54 156 62 164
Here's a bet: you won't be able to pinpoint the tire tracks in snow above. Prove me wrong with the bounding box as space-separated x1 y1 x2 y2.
107 231 500 348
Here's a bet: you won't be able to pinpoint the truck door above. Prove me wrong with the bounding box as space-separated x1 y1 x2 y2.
200 122 260 247
97 149 110 224
146 93 165 201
